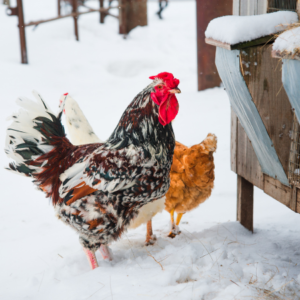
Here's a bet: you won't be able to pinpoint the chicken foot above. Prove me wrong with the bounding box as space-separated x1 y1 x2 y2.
145 219 157 246
83 248 99 269
99 245 113 261
168 210 185 238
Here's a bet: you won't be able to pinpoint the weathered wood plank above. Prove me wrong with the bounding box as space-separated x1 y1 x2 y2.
197 0 232 91
288 113 300 186
205 35 276 51
263 174 292 207
205 38 231 50
237 120 264 189
291 186 297 211
241 46 293 177
237 175 254 232
236 118 297 211
216 47 289 186
231 35 275 50
231 109 238 173
119 0 147 34
296 188 300 213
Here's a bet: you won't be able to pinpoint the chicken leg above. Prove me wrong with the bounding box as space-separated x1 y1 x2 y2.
99 245 113 261
145 219 157 246
83 248 99 269
168 210 185 238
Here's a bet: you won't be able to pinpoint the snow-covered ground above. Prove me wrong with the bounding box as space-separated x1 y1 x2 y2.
1 1 300 299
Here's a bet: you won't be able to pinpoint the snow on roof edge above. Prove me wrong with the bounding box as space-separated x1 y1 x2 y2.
273 26 300 54
205 11 298 46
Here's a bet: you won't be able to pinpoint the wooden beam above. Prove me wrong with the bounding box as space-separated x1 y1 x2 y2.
231 109 238 173
291 186 297 211
205 38 231 50
206 34 277 51
72 0 79 41
99 0 105 23
58 0 61 16
241 46 293 177
196 0 232 91
237 175 254 232
263 174 291 208
118 0 147 35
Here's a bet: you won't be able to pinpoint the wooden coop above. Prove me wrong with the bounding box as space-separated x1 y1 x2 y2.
205 2 300 232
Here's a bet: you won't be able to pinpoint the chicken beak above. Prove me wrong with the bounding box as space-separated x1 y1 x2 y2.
169 88 181 94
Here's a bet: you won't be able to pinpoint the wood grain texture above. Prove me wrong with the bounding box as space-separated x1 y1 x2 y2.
205 35 275 51
216 47 288 185
237 175 254 232
119 0 147 34
197 0 232 91
241 46 293 177
235 119 297 210
291 186 297 211
205 38 231 50
288 113 300 186
237 120 264 189
296 187 300 213
231 109 238 173
264 174 292 208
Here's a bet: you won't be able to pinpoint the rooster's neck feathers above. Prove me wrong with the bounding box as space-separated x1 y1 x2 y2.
106 83 175 161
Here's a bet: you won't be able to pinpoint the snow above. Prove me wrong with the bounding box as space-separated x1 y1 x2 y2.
1 1 300 299
205 11 298 45
273 26 300 54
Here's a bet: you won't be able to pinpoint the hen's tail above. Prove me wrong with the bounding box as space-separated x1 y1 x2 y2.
201 133 217 154
5 91 74 204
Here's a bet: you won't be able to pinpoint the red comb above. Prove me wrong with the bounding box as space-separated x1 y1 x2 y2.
149 72 179 89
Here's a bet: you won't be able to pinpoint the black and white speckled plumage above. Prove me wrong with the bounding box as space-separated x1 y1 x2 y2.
5 78 177 252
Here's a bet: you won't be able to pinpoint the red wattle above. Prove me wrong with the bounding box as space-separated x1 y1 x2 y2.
159 94 179 126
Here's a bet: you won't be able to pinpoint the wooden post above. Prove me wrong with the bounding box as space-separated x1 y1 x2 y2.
58 0 61 16
119 0 147 35
72 0 79 41
99 0 105 23
119 0 127 34
237 175 254 232
297 0 300 19
196 0 232 91
17 0 28 64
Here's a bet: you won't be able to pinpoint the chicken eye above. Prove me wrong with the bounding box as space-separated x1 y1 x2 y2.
157 85 163 90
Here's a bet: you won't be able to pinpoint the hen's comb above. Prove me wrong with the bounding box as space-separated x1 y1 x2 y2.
149 72 179 89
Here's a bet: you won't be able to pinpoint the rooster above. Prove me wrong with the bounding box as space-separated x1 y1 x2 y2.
59 95 217 244
165 134 217 238
5 72 181 269
59 93 165 246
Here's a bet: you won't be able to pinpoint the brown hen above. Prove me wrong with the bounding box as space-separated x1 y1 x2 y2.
165 133 217 238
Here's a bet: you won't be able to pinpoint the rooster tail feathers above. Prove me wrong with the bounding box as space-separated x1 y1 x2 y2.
5 91 67 178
